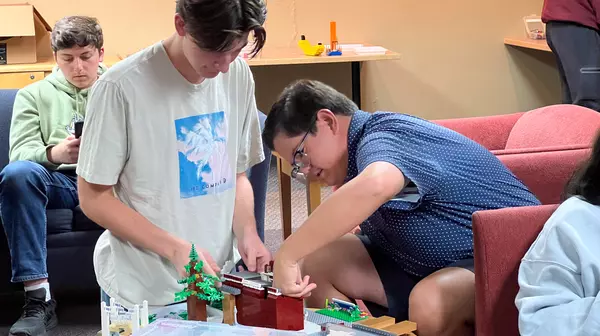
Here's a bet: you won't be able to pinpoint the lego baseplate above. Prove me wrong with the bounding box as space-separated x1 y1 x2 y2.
314 308 368 323
304 309 352 327
135 318 307 335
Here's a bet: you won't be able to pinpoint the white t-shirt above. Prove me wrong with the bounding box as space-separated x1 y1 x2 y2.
76 41 265 309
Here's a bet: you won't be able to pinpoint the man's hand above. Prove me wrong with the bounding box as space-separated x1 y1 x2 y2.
47 135 80 164
170 239 221 280
238 228 272 273
272 255 316 298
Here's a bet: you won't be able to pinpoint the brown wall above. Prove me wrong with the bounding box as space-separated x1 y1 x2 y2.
1 0 561 119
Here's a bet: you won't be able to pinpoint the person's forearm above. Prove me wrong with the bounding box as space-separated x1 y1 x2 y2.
276 170 396 263
79 183 182 261
233 173 258 240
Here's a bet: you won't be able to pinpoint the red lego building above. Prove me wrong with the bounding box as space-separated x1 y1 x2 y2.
222 265 304 331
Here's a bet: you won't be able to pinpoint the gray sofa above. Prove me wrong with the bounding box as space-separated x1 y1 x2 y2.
0 89 104 300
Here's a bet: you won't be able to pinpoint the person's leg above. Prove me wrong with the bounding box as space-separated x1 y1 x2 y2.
0 160 78 336
545 21 600 112
408 260 475 336
246 110 272 243
300 234 393 311
545 21 572 104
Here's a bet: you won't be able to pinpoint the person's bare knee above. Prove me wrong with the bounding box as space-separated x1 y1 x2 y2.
300 235 386 308
408 267 475 336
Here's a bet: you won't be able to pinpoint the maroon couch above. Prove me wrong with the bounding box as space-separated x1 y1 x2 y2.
438 105 600 336
472 205 558 336
434 104 600 205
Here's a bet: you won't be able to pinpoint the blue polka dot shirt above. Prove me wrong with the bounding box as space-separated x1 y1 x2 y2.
346 111 541 277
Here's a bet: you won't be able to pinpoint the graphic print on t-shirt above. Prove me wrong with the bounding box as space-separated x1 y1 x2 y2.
175 111 233 199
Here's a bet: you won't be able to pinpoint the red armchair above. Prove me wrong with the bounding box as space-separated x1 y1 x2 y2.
434 104 600 204
471 204 558 336
435 104 600 335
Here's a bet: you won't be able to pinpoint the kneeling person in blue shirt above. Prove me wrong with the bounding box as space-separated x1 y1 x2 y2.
262 79 540 336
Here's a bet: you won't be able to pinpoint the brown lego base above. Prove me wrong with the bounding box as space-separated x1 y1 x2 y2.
355 315 417 336
187 296 207 321
222 293 236 325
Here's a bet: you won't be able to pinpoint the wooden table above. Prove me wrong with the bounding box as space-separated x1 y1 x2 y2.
503 37 551 52
0 45 401 108
246 46 400 108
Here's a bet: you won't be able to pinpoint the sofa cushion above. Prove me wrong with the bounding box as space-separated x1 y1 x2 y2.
433 112 524 151
73 206 103 231
505 104 600 150
47 209 74 234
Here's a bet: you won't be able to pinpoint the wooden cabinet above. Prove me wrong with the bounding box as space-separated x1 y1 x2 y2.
0 71 47 89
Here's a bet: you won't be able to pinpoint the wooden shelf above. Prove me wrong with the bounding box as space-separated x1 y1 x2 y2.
504 37 551 52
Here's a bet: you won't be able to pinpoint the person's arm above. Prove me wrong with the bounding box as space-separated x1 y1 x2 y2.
76 79 187 265
276 116 440 264
276 161 406 262
8 88 58 168
515 207 600 336
78 180 185 259
232 61 265 240
232 172 258 240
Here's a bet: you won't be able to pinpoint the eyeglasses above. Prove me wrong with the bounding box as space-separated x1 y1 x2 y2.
290 114 317 179
291 131 310 179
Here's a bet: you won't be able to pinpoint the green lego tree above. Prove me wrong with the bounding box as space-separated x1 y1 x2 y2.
174 244 224 320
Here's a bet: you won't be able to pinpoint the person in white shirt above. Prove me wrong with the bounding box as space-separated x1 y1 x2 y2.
516 131 600 336
76 0 271 310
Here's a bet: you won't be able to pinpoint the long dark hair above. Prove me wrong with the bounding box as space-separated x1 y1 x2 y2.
564 130 600 205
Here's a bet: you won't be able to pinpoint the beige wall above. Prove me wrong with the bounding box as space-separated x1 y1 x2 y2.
2 0 561 119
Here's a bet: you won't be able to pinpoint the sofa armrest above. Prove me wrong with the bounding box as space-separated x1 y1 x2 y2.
432 112 524 151
491 144 591 156
496 148 591 205
472 204 559 336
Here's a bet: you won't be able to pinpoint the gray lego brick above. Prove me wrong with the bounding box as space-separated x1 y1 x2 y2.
304 309 352 327
351 323 397 336
220 284 241 296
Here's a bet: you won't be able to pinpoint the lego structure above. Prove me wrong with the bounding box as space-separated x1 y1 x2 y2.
174 244 224 321
315 298 368 323
221 262 304 331
134 311 418 336
100 298 149 336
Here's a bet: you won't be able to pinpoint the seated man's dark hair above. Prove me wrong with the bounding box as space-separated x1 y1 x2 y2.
51 16 104 52
565 130 600 205
262 79 359 150
175 0 267 57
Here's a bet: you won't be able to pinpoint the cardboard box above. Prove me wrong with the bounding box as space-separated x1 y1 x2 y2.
0 3 52 65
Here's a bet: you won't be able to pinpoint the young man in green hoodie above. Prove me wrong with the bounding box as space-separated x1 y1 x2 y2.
0 16 106 336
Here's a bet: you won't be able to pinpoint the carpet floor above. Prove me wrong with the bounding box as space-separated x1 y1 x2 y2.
0 159 332 335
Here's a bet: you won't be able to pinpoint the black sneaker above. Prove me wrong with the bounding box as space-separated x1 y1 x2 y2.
9 288 58 336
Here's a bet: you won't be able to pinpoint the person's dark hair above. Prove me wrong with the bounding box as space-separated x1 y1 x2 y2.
175 0 267 57
262 79 359 150
564 130 600 205
51 16 104 52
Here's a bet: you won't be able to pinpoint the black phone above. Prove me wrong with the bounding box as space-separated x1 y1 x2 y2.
74 121 84 139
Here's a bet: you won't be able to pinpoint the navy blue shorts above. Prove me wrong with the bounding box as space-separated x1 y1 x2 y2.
356 234 474 322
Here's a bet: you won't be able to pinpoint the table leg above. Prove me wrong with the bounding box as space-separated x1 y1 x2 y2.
306 181 321 215
276 156 293 240
351 61 362 108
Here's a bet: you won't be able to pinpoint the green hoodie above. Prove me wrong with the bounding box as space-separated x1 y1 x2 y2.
9 63 108 170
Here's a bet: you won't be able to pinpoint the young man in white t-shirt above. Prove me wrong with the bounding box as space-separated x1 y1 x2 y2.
76 0 271 310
